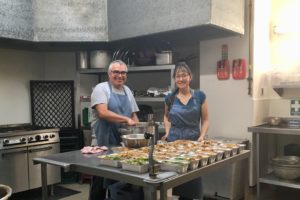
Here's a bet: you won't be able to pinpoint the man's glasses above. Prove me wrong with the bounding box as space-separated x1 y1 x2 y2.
111 70 128 75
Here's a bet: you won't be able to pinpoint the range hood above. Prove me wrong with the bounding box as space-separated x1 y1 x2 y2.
270 70 300 98
273 83 300 99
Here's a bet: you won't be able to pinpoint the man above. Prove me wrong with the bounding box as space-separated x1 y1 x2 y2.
89 60 139 200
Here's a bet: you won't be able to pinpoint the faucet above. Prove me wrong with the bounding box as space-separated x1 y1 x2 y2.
144 132 159 178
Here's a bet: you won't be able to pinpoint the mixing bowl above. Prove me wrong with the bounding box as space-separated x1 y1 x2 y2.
121 134 150 148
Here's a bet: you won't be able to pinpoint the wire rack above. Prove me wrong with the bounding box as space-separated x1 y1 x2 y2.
30 81 75 129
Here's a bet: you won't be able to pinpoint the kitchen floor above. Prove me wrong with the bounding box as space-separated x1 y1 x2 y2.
56 181 300 200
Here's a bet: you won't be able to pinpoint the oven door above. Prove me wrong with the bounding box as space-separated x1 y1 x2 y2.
28 143 61 189
0 147 29 193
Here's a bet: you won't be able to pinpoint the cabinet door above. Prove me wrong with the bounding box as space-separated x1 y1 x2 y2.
28 143 61 189
0 147 29 193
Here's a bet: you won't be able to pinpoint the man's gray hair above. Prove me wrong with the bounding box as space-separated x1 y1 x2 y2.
108 60 128 72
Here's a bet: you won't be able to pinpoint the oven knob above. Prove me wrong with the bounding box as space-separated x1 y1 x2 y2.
35 135 41 141
43 135 49 139
50 134 56 138
20 137 26 143
28 137 34 142
3 139 9 144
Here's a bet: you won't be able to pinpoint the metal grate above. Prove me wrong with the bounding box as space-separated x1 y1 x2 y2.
30 81 75 129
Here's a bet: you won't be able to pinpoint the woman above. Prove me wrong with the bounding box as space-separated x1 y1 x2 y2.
162 62 209 200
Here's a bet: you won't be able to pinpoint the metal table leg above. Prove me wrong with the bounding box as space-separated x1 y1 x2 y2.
256 132 260 200
41 163 48 200
160 183 168 200
243 154 250 200
144 186 158 200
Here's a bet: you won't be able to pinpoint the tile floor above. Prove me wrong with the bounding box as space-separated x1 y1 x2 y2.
57 181 300 200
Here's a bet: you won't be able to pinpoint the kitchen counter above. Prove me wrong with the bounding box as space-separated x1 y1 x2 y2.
33 149 250 200
248 124 300 200
248 124 300 135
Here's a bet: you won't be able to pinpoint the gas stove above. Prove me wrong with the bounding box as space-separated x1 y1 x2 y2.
0 123 61 193
0 123 60 150
0 123 46 133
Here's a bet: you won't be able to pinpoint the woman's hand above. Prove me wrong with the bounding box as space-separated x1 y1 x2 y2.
161 134 168 141
197 134 205 142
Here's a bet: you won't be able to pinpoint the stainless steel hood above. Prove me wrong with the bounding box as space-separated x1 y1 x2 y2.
270 71 300 99
273 83 300 99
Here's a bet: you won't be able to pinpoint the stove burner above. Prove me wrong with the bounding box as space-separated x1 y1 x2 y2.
0 124 48 133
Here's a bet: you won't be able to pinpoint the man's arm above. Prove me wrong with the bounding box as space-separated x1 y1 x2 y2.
95 103 137 125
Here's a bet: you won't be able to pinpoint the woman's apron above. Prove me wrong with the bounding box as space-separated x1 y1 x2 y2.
167 90 203 199
92 83 132 187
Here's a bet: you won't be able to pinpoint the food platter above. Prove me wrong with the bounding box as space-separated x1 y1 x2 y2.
97 139 246 174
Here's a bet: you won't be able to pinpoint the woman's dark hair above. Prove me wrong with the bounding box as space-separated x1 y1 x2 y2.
172 62 193 79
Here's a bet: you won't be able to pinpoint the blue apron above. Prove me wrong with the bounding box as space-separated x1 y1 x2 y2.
167 90 203 199
91 83 133 189
93 83 133 147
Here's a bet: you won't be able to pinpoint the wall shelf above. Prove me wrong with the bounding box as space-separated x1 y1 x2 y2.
135 97 165 102
78 65 175 74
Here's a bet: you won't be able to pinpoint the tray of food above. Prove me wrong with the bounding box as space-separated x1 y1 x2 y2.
98 153 122 168
121 157 149 173
238 144 246 153
221 143 239 156
217 147 232 158
171 156 200 170
214 150 225 161
201 152 217 164
161 159 189 174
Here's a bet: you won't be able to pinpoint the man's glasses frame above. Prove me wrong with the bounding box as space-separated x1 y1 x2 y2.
110 70 128 75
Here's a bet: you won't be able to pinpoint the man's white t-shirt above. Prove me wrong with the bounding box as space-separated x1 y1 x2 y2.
91 82 139 115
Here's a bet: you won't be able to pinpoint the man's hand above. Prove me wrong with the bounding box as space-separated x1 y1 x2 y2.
127 118 137 126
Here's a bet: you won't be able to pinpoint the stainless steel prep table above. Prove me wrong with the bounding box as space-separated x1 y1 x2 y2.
33 150 250 200
249 124 300 200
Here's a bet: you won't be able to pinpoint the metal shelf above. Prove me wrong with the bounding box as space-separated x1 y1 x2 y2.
135 97 165 102
78 65 175 74
128 65 175 72
259 173 300 189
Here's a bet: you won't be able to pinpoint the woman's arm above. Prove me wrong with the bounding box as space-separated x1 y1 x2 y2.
198 100 209 142
162 103 171 140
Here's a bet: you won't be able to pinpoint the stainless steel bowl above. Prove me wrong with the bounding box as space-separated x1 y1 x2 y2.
272 156 300 166
272 156 300 180
121 134 150 148
120 122 155 135
272 165 300 180
267 117 282 126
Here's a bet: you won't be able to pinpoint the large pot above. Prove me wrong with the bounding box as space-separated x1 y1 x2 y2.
121 134 150 148
76 51 89 69
155 51 173 65
90 50 111 69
